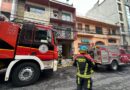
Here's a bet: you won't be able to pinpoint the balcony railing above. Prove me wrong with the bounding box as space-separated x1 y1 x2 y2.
77 29 120 36
56 30 74 39
77 29 95 34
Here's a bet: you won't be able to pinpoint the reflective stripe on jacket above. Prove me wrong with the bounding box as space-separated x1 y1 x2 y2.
74 54 95 78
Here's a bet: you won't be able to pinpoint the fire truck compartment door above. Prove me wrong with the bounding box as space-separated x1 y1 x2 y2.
101 50 109 64
0 22 19 59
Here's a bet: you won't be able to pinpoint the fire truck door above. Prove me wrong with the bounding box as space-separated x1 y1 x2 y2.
101 49 109 64
32 28 54 60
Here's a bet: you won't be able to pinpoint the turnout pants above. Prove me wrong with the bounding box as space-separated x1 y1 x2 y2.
76 76 93 90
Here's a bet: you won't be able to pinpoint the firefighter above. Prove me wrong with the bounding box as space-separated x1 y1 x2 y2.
73 45 95 90
58 51 62 65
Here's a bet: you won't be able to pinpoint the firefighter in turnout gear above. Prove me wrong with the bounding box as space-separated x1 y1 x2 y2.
73 45 95 90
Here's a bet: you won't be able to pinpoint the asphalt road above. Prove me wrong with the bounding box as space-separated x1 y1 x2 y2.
1 65 130 90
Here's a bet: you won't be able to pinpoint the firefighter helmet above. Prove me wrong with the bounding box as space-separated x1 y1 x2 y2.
79 45 88 53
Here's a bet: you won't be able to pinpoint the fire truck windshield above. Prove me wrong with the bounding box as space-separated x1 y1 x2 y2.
35 29 48 42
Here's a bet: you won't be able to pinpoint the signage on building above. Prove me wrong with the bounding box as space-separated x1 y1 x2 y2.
81 39 90 43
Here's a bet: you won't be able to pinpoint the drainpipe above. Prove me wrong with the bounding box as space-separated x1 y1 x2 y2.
10 0 18 21
0 0 2 14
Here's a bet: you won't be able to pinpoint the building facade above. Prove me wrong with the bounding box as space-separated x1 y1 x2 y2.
74 16 120 54
86 0 130 48
125 0 130 35
0 0 76 58
0 0 14 20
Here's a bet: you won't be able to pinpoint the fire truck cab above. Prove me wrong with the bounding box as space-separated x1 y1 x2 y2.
0 20 58 86
90 45 130 71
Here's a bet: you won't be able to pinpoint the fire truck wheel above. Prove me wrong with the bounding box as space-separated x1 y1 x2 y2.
110 61 118 71
11 62 40 86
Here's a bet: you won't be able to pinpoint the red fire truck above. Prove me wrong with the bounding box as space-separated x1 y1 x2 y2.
89 45 130 71
0 19 58 86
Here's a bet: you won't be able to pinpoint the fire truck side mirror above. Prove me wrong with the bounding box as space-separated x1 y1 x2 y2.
0 16 5 21
47 36 52 43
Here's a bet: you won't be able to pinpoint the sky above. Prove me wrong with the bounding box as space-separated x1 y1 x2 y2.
58 0 105 16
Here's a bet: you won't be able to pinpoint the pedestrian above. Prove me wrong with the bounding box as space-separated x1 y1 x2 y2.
73 45 95 90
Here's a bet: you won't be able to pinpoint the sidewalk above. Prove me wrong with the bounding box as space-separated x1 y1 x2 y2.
58 59 74 68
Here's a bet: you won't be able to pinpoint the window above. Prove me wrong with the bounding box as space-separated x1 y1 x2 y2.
52 10 59 19
35 30 47 42
65 28 71 39
108 29 111 35
121 23 125 32
125 6 130 31
96 27 103 34
122 35 126 42
118 3 122 11
108 39 116 43
112 30 116 35
119 13 123 21
85 25 89 32
77 23 82 30
62 13 71 21
26 5 45 14
19 30 32 44
18 23 34 45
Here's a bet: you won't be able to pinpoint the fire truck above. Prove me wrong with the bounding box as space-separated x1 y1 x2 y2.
89 45 130 71
0 18 58 86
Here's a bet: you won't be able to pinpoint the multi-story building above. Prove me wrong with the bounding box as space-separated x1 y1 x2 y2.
0 0 13 20
0 0 76 58
86 0 130 48
125 0 130 35
74 16 120 54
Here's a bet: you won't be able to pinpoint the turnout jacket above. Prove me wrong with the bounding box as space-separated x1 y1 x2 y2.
73 54 95 78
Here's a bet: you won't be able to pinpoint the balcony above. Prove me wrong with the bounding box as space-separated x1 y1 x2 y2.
56 30 75 40
53 26 75 40
77 29 95 37
77 29 121 38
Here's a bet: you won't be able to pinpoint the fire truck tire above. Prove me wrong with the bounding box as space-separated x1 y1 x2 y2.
110 61 118 71
11 62 40 86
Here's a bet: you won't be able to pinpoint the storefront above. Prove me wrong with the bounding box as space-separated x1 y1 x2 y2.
73 36 93 54
57 39 73 59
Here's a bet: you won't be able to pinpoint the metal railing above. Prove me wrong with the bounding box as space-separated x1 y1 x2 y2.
76 29 121 36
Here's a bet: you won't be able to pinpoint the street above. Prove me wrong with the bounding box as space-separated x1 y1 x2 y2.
1 65 130 90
